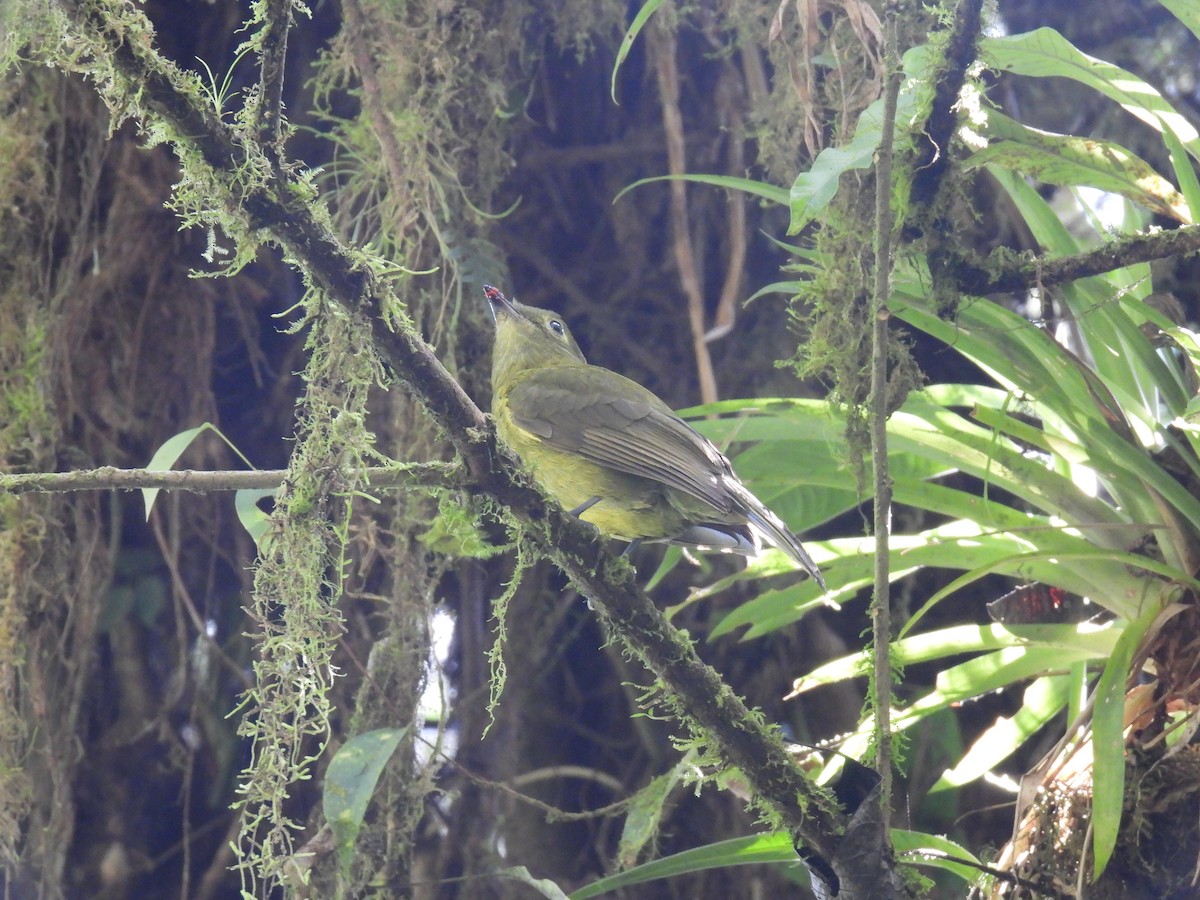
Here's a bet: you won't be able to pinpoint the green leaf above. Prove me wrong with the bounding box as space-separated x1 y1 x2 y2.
712 521 1130 640
931 674 1072 791
707 578 835 640
788 106 883 232
967 110 1191 222
570 833 800 899
1157 0 1200 45
981 29 1200 164
987 169 1190 429
1091 602 1168 879
1162 126 1200 229
642 545 683 591
892 829 982 884
895 270 1200 549
933 646 1093 702
143 421 256 518
143 424 210 519
616 759 689 869
611 0 663 104
235 488 275 551
823 642 1106 776
989 162 1084 254
791 623 1119 696
500 866 571 899
323 727 408 878
686 394 1061 537
615 172 789 207
893 394 1126 535
788 43 933 232
909 549 1182 629
572 829 982 898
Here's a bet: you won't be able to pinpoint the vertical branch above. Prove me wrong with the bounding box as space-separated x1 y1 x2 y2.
869 10 903 824
650 18 719 404
707 63 746 344
341 0 414 241
256 0 293 151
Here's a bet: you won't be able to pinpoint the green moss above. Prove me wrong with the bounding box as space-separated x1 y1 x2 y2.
236 298 384 888
0 66 64 870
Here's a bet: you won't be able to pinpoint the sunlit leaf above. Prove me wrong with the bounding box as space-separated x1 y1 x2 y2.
1091 603 1171 879
570 833 802 899
932 674 1072 791
981 29 1200 163
892 829 982 884
967 110 1191 222
791 623 1120 697
1158 0 1200 41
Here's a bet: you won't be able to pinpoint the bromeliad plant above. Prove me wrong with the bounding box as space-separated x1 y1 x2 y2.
663 14 1200 892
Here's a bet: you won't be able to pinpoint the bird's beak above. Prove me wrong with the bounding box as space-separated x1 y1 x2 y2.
483 284 518 324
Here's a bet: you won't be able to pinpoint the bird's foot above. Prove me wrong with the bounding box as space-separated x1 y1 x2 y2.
569 496 602 518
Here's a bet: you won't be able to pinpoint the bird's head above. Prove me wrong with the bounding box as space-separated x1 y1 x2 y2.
486 285 587 389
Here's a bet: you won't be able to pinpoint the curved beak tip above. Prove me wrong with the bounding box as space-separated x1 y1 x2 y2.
483 284 516 323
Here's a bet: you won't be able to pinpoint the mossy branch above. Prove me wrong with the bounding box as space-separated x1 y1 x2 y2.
945 224 1200 295
908 0 985 212
252 0 295 151
38 0 904 892
904 0 1200 301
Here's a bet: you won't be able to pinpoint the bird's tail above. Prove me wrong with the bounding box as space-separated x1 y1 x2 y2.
732 482 826 590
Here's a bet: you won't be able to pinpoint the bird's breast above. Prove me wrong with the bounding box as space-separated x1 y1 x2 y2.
494 405 688 542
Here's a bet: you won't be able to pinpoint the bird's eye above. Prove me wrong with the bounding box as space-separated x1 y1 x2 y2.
548 320 565 336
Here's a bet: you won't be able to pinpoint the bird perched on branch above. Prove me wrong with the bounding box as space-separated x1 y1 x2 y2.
485 285 825 590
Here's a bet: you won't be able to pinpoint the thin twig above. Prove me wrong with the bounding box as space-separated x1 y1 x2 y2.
0 463 462 494
650 19 719 404
149 511 256 692
870 9 903 828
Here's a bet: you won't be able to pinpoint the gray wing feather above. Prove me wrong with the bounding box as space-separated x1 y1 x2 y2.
506 368 731 512
508 366 827 589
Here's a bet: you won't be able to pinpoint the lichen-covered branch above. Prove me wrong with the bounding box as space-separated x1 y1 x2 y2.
900 0 1199 303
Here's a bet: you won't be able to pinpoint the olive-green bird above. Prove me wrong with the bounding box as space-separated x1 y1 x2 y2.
485 285 825 590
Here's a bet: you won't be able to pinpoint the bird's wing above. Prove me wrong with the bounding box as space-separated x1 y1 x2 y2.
505 366 733 512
